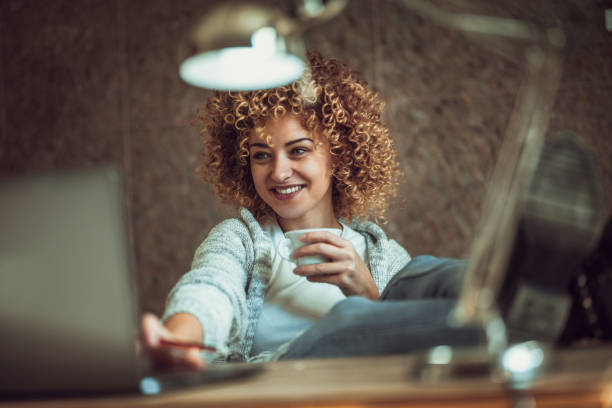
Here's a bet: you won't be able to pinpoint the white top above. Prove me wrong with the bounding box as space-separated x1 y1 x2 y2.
250 221 368 356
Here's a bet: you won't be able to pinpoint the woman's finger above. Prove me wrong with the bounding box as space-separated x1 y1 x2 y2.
140 312 164 347
298 231 347 247
294 260 350 277
139 313 206 370
292 242 349 262
306 273 341 285
146 341 205 369
183 348 206 369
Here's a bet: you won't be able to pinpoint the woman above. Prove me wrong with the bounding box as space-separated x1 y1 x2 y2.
141 51 480 368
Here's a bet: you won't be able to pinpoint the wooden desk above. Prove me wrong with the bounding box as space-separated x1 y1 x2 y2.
4 346 612 408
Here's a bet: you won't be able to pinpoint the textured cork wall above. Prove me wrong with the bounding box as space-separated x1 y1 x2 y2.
1 0 611 315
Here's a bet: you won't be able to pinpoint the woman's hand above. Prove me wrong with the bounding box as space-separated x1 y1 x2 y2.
291 231 379 300
139 312 205 370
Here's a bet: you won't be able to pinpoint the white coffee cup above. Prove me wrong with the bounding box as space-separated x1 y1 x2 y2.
278 228 342 266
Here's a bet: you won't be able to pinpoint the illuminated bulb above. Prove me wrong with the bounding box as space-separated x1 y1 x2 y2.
251 26 278 55
501 341 544 374
429 345 453 365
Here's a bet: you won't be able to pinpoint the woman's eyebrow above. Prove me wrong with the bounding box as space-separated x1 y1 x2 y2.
248 137 313 149
248 142 269 149
285 137 313 147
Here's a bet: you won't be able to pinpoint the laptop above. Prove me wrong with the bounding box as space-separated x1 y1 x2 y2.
0 166 261 397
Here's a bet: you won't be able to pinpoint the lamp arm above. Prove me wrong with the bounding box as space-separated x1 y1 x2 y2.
277 0 348 37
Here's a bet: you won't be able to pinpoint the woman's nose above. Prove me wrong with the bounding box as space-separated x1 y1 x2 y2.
271 156 292 181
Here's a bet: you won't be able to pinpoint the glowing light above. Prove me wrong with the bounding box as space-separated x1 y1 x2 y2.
501 341 544 374
179 26 304 91
429 345 453 365
304 0 325 15
139 377 161 395
251 27 278 55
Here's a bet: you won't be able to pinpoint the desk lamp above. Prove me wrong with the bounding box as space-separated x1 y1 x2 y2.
179 0 347 91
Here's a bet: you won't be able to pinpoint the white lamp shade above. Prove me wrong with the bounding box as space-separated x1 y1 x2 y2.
179 47 305 91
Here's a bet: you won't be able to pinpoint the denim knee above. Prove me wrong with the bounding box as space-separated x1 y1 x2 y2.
380 256 466 300
324 297 374 328
328 296 372 315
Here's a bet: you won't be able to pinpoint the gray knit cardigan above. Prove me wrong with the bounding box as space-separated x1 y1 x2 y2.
162 208 412 362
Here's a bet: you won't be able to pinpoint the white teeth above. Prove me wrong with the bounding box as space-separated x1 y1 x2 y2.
276 186 301 194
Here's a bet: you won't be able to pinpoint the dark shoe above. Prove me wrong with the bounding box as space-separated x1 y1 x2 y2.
559 218 612 343
498 132 606 343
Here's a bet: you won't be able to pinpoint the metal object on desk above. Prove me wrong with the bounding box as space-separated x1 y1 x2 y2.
395 5 604 406
452 38 567 355
399 0 566 357
411 341 551 387
396 1 569 357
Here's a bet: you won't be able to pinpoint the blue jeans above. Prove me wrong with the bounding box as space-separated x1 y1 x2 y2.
278 256 486 360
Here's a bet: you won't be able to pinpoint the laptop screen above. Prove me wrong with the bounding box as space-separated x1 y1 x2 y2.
0 166 140 395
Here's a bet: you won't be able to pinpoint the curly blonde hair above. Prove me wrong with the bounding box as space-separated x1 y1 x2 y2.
196 51 400 222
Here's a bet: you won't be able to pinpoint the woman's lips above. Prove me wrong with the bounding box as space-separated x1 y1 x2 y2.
272 185 305 200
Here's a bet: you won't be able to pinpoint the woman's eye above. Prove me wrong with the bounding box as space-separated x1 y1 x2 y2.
252 152 269 160
291 147 308 156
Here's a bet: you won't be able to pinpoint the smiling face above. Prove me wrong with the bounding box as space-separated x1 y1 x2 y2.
248 114 338 231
